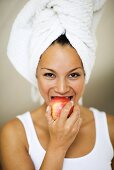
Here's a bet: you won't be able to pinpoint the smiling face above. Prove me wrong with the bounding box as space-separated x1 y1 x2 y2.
36 43 85 105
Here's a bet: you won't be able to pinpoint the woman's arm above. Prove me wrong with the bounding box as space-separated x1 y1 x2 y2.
39 143 66 170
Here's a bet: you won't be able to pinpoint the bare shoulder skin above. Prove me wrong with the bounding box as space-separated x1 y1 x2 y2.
106 113 114 169
0 118 35 170
107 113 114 148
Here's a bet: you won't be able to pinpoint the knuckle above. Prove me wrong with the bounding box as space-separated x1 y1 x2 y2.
72 127 76 133
65 126 70 132
72 112 79 121
74 112 79 118
76 118 82 128
74 104 80 112
74 109 80 117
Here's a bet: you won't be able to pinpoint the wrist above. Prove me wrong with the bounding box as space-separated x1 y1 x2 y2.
47 142 67 157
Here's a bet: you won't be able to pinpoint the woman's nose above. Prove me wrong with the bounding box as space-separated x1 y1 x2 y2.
54 78 70 94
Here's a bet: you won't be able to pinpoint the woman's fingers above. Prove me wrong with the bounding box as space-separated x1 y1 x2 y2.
59 101 74 122
45 103 82 151
45 106 55 125
45 102 82 137
71 117 82 135
63 104 81 133
67 104 80 125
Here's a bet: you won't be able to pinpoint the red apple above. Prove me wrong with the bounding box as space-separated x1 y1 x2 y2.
49 97 74 120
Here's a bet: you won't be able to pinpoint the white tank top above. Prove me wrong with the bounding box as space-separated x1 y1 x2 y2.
16 108 114 170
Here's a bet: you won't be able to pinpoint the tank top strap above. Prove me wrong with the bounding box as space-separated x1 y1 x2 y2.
17 112 46 169
16 112 38 147
90 107 114 158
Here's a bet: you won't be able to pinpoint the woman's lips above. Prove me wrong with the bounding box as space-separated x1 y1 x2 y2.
51 96 73 100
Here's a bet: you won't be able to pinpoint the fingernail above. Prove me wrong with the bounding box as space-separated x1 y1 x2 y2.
70 101 74 106
46 106 50 113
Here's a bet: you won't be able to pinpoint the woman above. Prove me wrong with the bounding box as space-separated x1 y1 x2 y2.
0 0 114 170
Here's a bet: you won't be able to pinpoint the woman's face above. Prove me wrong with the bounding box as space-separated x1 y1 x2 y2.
37 43 85 105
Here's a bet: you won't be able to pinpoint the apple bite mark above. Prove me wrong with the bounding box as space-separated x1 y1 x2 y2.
49 97 74 120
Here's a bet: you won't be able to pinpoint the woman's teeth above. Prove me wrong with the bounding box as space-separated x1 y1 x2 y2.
51 96 73 100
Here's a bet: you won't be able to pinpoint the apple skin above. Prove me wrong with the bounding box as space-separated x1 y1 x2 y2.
49 97 74 120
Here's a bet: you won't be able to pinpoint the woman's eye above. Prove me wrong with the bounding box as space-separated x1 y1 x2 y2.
43 73 55 78
69 73 80 78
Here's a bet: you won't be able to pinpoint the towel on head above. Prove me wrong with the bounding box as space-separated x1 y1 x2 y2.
7 0 106 103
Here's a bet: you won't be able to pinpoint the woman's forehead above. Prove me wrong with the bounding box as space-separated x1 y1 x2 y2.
38 43 82 68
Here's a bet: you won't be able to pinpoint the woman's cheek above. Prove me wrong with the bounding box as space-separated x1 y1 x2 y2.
72 78 85 102
37 79 54 101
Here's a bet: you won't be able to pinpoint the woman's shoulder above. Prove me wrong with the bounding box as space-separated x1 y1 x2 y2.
82 106 114 148
106 112 114 124
0 117 29 150
1 117 23 134
106 113 114 149
0 117 35 169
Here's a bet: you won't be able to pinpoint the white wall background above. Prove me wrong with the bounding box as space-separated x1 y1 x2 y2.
0 0 114 127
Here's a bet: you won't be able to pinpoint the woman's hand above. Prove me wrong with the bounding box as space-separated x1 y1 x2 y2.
45 101 82 153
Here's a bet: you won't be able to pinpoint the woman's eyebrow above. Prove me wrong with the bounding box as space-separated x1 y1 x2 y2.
41 68 56 73
68 67 82 73
41 67 82 73
41 67 56 73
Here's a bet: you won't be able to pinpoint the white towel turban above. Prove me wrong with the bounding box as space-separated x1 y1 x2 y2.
7 0 106 103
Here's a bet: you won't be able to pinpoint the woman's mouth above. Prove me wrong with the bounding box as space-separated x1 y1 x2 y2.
51 96 73 100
